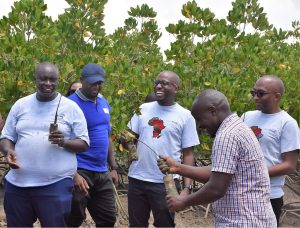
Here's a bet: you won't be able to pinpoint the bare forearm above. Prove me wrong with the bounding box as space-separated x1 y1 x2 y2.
269 163 297 177
268 150 299 177
62 139 88 153
107 139 117 168
108 152 117 168
182 181 224 206
182 148 195 186
181 172 230 207
177 164 211 183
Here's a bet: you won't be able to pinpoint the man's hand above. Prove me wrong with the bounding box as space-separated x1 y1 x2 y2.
74 173 89 196
117 130 136 149
110 170 119 187
166 194 187 212
48 130 65 147
6 151 20 169
179 187 190 196
157 155 178 174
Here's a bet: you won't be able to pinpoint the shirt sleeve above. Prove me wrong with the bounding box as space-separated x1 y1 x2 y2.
181 115 200 148
71 104 90 146
0 101 19 143
107 101 112 133
211 132 240 174
127 113 139 134
281 119 300 153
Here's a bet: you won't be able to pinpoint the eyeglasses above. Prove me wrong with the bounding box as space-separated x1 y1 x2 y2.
153 79 173 86
250 90 277 98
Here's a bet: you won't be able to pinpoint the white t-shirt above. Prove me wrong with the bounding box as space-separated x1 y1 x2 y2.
128 101 200 183
242 110 300 198
1 93 89 187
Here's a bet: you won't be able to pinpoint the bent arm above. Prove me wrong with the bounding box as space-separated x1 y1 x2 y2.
62 138 88 153
158 155 212 183
177 164 212 184
268 150 299 177
180 172 231 206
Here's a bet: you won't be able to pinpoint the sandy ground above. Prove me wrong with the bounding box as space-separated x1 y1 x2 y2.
114 185 300 227
0 185 298 227
83 185 300 227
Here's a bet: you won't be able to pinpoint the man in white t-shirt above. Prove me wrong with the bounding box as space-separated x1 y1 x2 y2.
0 62 89 227
242 75 300 226
125 71 200 227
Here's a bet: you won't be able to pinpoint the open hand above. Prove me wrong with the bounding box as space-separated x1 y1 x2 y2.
6 151 20 169
110 170 119 187
74 173 89 196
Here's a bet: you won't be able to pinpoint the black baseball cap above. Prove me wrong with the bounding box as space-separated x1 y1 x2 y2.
81 63 105 84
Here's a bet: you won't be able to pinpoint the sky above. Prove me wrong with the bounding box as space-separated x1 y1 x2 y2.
1 0 300 50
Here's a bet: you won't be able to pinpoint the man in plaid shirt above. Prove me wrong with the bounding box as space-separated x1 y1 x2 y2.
158 89 276 227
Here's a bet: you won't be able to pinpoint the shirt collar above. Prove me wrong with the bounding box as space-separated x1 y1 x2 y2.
216 113 238 135
75 89 103 103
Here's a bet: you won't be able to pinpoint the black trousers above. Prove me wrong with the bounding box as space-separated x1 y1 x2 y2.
67 169 116 227
128 177 180 227
271 196 283 227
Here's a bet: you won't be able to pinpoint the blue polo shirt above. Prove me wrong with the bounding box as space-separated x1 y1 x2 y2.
69 89 111 172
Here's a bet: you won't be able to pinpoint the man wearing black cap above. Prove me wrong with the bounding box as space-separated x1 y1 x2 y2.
67 63 118 227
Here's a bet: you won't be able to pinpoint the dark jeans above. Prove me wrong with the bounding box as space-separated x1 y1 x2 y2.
128 177 180 227
67 169 116 227
271 197 283 227
4 178 73 227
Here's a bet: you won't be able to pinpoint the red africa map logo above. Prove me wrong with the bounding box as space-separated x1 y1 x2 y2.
251 126 263 140
148 117 165 138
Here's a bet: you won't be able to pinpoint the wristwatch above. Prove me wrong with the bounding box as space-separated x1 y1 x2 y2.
183 184 193 192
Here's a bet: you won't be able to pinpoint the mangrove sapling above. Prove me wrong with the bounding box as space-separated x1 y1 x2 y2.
119 131 179 196
164 173 179 196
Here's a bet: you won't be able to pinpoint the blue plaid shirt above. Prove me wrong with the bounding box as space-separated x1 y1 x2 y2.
211 114 276 227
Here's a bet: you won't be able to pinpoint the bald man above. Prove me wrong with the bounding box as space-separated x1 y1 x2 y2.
126 71 199 227
158 89 277 227
242 75 300 226
0 62 89 227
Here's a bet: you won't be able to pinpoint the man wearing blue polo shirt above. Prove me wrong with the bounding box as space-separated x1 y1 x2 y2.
67 63 118 227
